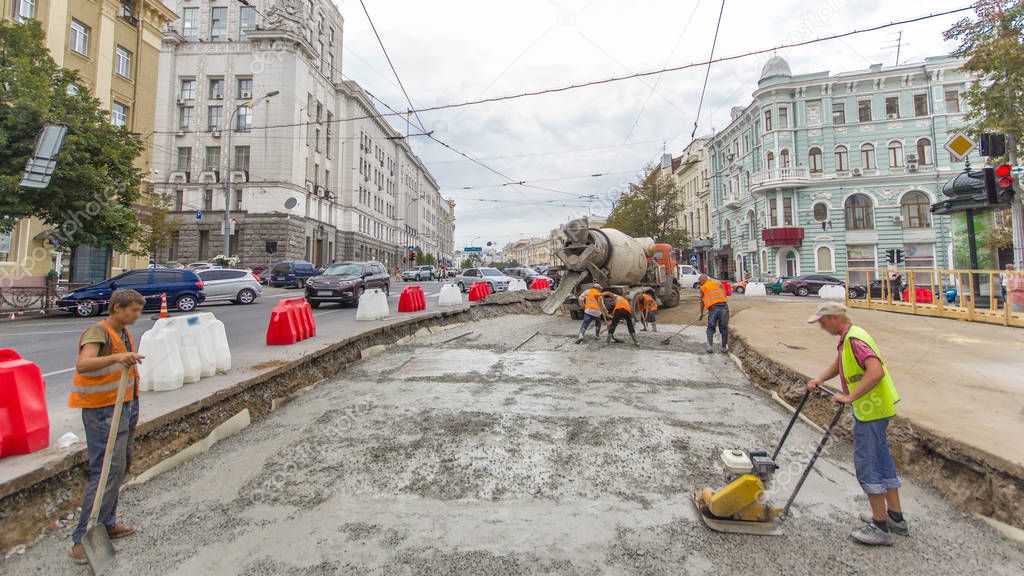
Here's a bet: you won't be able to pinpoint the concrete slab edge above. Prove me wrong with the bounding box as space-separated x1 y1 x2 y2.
0 293 547 554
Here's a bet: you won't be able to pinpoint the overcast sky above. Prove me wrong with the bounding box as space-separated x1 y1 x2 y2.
335 0 972 250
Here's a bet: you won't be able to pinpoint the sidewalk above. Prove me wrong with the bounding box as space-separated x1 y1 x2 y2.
731 300 1024 470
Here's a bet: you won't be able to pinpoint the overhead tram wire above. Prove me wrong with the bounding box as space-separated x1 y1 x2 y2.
691 0 726 139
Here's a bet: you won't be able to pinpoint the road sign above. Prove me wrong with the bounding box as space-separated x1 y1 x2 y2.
944 132 975 160
196 210 203 221
464 246 482 252
689 254 698 264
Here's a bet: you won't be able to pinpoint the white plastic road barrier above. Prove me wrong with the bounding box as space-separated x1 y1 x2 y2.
138 320 185 391
356 288 389 320
199 312 231 372
180 314 217 377
745 282 768 297
819 285 846 301
437 283 463 307
507 279 527 292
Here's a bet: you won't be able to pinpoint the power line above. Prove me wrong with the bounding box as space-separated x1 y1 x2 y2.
151 5 974 136
692 0 726 139
357 0 428 136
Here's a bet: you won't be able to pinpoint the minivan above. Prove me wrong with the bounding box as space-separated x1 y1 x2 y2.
269 261 319 288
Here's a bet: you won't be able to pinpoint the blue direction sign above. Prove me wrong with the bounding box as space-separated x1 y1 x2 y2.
689 254 698 264
195 210 203 221
463 246 483 252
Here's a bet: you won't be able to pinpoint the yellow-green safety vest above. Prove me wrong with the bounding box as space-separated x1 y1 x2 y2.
842 325 900 422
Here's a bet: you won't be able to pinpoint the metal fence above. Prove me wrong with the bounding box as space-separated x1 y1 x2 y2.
0 282 90 315
845 268 1024 328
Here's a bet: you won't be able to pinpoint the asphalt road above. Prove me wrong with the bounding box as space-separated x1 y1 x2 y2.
0 280 453 407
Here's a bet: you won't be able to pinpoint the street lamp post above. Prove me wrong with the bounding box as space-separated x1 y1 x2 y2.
223 90 279 260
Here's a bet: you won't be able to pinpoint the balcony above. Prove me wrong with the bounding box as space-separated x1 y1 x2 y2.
750 166 811 192
761 227 804 247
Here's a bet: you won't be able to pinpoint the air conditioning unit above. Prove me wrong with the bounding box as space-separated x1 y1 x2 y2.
176 130 186 137
240 91 252 99
851 167 863 176
892 215 903 224
907 162 919 173
176 98 186 105
212 94 224 100
211 130 221 138
886 113 899 120
905 153 918 164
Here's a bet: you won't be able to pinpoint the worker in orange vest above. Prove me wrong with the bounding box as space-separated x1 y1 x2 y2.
698 274 729 354
603 291 639 346
68 290 146 565
575 283 608 343
637 292 658 332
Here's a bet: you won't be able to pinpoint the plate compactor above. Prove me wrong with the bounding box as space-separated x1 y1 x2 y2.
694 387 845 536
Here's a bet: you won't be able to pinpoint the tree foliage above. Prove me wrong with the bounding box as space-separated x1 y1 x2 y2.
605 165 688 248
139 192 181 261
0 21 144 252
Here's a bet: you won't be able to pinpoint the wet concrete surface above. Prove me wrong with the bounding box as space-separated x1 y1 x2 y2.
4 315 1024 575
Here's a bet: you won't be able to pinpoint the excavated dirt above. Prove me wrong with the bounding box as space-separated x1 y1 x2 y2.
3 314 1023 575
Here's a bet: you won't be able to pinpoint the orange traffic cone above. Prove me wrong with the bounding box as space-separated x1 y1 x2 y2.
159 293 169 318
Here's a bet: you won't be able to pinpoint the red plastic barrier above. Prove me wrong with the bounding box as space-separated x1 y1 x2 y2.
0 349 50 457
902 288 934 303
266 300 299 345
411 285 426 311
398 286 426 312
304 299 317 337
722 281 733 296
469 281 490 302
530 277 551 290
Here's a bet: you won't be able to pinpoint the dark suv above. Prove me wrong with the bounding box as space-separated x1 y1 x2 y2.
269 260 319 288
782 274 844 297
304 261 390 307
57 269 206 317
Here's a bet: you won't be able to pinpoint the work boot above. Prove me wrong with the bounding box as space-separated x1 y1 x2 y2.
859 512 909 536
639 325 647 332
720 343 729 353
851 522 893 546
651 322 658 333
575 328 586 344
106 524 136 539
69 544 87 565
706 335 714 354
607 332 621 344
631 333 639 347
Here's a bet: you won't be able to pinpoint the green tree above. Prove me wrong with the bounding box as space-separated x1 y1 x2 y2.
415 252 436 266
139 192 181 263
606 164 688 248
0 20 144 253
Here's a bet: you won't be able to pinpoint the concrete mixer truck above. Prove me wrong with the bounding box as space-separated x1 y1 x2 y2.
541 220 682 317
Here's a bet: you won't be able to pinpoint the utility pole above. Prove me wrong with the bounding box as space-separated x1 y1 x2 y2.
1007 70 1023 268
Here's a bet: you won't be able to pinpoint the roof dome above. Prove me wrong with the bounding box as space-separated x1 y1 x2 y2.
759 55 792 83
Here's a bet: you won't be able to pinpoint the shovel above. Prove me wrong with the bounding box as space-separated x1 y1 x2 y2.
83 368 131 575
660 315 702 345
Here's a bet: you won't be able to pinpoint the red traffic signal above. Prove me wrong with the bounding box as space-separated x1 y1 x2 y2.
996 164 1014 190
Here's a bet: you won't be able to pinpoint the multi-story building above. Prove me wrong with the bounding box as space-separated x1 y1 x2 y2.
672 137 712 271
707 55 980 284
502 237 550 267
151 0 451 271
0 0 177 286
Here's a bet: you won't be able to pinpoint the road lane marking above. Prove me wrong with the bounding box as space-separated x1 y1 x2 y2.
42 367 75 377
0 329 89 336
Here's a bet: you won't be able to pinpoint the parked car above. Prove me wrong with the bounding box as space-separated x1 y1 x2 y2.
186 261 219 271
782 274 845 297
401 265 436 282
455 267 514 293
678 264 702 288
504 267 553 286
734 275 790 295
58 268 206 317
847 278 908 301
269 260 319 287
305 261 390 307
196 268 262 305
533 265 550 276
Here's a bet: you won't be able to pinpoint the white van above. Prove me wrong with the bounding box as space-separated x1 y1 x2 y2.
678 264 702 289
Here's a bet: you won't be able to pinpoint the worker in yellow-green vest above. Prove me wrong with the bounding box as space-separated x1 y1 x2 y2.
806 301 904 547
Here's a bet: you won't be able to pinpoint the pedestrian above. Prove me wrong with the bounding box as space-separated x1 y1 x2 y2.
1000 264 1013 307
603 291 639 346
574 283 607 343
698 274 729 353
806 301 905 547
68 289 146 565
637 292 658 332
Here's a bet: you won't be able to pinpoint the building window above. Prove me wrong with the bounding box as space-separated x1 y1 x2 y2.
778 107 789 129
15 0 35 21
832 102 845 125
845 193 874 231
901 191 931 229
328 53 335 80
111 102 128 127
115 46 132 78
765 151 775 171
182 7 199 39
239 6 258 39
809 147 822 173
806 100 821 125
180 79 196 100
208 105 223 131
783 196 794 226
904 243 935 271
763 110 772 132
858 99 872 122
211 7 228 40
813 202 829 223
70 20 89 56
834 145 849 171
209 78 224 100
747 210 756 239
204 146 220 171
944 88 961 113
236 106 252 131
176 147 191 172
816 246 834 272
913 94 928 117
237 77 253 98
179 106 194 131
888 140 904 167
202 190 213 212
885 96 900 118
860 143 875 170
916 138 932 165
780 149 790 168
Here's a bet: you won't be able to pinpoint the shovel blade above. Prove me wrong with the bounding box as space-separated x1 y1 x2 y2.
83 524 116 575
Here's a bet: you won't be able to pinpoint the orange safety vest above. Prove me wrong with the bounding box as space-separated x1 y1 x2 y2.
582 288 602 312
69 320 138 409
701 279 728 309
640 293 658 311
612 295 632 315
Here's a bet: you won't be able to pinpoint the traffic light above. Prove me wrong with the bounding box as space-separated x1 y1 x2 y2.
894 249 904 265
994 164 1014 203
885 249 895 265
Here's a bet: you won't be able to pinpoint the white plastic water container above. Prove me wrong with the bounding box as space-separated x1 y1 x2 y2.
137 323 184 391
745 282 767 297
507 279 527 292
199 312 231 372
356 288 389 320
819 285 846 301
437 284 463 307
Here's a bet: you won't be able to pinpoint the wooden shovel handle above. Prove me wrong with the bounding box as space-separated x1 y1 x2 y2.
88 368 131 524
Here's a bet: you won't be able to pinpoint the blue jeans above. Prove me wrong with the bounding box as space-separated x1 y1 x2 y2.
706 303 729 343
72 399 139 544
853 416 901 495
